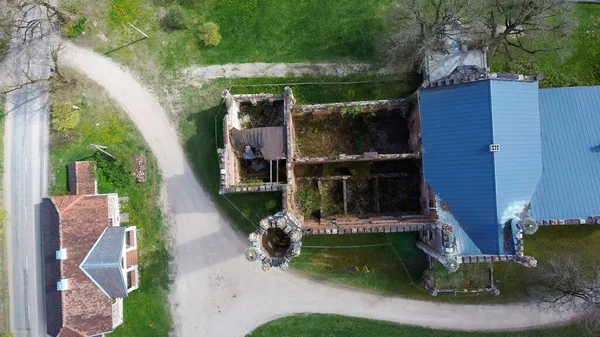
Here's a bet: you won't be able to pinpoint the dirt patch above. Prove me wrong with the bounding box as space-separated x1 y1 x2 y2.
293 160 422 219
262 227 291 258
377 176 421 213
320 180 344 218
132 154 147 183
346 179 377 215
239 100 284 129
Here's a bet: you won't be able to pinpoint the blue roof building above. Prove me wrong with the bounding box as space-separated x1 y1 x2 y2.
419 72 600 264
531 87 600 221
420 78 542 255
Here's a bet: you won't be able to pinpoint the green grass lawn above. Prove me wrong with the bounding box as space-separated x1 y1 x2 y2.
76 0 395 68
60 0 400 96
293 233 426 296
49 70 172 337
160 0 395 66
247 314 585 337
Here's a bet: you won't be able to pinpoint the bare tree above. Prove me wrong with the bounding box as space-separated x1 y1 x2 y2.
383 0 575 71
0 0 70 93
529 255 600 335
474 0 574 58
382 0 476 72
11 0 73 44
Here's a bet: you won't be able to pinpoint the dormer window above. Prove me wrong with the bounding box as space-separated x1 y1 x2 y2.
56 248 67 260
57 279 69 291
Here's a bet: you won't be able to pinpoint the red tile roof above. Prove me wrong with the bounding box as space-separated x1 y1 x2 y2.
52 194 114 337
57 326 86 337
68 162 96 195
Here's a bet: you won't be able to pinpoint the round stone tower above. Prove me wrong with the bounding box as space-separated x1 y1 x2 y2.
245 212 302 271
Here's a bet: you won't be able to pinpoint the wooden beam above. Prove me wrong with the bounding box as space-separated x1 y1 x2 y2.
343 178 348 215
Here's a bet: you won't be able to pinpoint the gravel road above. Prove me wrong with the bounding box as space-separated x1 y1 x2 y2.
184 62 394 85
60 42 576 337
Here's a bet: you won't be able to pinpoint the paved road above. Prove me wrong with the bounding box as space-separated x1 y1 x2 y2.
4 84 50 337
60 42 577 337
1 3 55 337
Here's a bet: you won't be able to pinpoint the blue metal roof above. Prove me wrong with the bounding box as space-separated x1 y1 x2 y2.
490 80 542 234
434 196 481 255
531 86 600 220
420 79 542 254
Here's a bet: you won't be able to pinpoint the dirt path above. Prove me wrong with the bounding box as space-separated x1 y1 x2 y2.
59 42 577 337
184 62 394 84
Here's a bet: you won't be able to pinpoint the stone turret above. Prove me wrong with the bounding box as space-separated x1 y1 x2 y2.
245 212 303 271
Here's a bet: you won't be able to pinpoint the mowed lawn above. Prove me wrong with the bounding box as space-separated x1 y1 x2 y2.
49 69 172 337
70 0 396 79
161 0 396 66
247 314 585 337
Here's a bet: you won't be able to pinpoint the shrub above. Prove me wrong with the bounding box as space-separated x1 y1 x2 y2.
296 184 321 218
51 102 80 132
198 22 222 46
163 7 186 30
63 16 87 37
93 151 133 188
265 199 277 210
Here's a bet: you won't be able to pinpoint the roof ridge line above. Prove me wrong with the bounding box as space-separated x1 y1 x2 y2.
488 80 502 255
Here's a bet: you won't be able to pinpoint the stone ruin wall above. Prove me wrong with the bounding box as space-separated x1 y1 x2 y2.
293 153 420 164
286 97 427 229
292 99 408 118
282 87 302 220
538 216 600 226
219 91 287 193
407 96 421 153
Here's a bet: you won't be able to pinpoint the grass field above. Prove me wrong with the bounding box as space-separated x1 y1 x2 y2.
49 70 172 337
247 314 585 337
75 0 395 66
293 233 427 296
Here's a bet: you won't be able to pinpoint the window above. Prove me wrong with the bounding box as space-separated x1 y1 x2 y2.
56 248 67 260
57 279 69 291
489 144 501 152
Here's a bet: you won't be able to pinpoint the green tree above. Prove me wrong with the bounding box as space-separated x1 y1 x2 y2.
198 22 222 47
51 102 80 132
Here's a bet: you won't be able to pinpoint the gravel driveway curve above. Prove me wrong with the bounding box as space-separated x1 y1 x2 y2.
59 42 575 337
